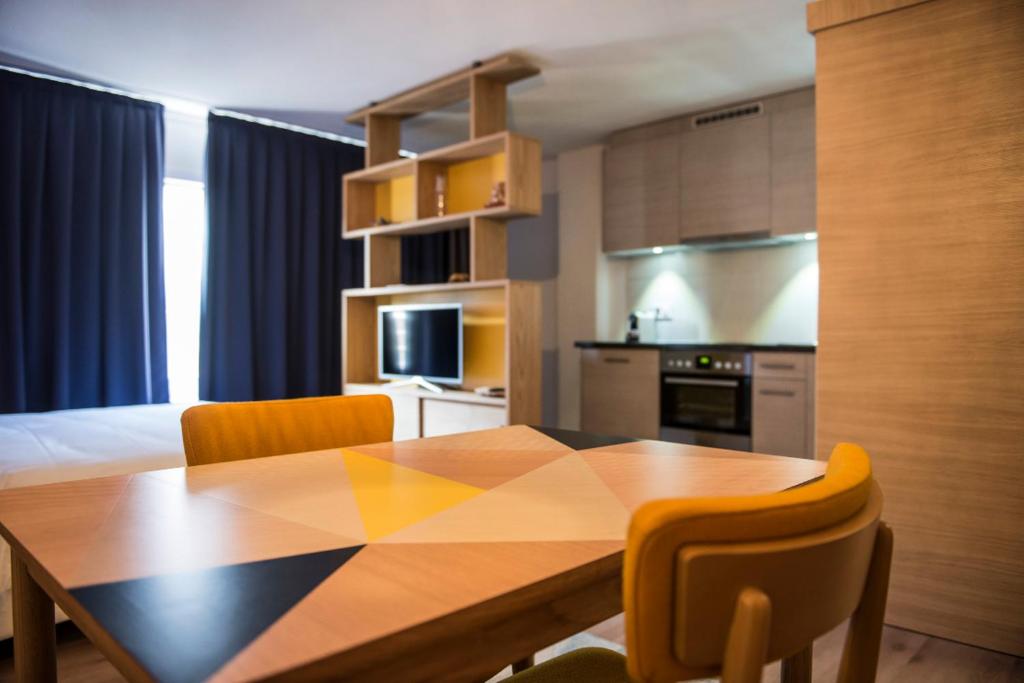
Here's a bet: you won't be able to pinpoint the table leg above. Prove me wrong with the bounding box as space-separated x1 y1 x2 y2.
12 552 56 683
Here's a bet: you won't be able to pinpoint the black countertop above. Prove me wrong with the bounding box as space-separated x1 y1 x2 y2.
574 340 816 353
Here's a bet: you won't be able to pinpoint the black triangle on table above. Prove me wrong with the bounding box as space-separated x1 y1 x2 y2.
528 425 639 451
70 545 364 683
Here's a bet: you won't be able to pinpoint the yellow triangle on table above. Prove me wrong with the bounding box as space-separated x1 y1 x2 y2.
340 449 484 541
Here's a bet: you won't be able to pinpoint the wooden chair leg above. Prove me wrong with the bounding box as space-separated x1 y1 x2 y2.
781 643 813 683
12 553 56 683
722 587 772 683
511 654 535 673
838 522 894 683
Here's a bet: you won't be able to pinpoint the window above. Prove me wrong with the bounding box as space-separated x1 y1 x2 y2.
162 178 205 403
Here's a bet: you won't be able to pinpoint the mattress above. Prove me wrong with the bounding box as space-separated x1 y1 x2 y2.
0 402 192 639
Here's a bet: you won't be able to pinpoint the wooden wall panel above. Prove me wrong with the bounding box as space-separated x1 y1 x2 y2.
506 281 541 425
812 0 1024 654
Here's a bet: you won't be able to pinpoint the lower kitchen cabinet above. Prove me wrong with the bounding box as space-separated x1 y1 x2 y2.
751 352 815 459
580 348 660 439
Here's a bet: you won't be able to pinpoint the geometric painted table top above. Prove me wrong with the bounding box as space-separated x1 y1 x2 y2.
0 425 825 682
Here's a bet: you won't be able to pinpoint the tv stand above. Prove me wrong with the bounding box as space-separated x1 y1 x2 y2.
385 376 444 394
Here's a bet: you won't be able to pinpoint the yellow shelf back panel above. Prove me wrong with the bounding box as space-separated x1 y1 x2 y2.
373 175 416 224
387 288 506 390
463 314 506 389
445 153 506 215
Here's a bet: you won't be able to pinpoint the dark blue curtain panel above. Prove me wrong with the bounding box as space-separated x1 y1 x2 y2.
201 114 364 401
0 69 168 413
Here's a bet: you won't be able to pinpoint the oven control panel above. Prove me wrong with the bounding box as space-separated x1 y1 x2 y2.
661 350 751 376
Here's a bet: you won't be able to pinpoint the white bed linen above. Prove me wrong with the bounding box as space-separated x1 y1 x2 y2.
0 403 193 639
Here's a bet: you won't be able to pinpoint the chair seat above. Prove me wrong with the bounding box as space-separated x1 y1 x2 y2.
506 647 629 683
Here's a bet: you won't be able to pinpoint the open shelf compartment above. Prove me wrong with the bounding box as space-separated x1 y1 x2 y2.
343 158 417 232
342 132 540 238
342 279 540 425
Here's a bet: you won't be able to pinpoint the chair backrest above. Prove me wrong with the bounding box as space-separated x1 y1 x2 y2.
623 443 888 683
180 394 394 466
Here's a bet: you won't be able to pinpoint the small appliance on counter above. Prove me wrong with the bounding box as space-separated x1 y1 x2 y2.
624 308 669 343
625 313 641 343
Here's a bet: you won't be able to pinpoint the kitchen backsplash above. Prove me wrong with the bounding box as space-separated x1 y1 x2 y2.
625 240 818 344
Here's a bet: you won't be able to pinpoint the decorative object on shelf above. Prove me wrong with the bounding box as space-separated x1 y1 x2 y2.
375 216 392 226
448 272 470 283
435 174 447 216
484 180 506 209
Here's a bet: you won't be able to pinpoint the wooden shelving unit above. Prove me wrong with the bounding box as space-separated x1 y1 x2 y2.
341 53 543 430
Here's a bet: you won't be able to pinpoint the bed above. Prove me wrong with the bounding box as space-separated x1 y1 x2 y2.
0 403 192 639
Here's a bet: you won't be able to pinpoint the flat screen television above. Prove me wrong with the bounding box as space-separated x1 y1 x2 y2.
377 303 463 385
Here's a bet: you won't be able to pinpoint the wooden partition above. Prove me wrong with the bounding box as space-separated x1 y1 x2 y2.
340 53 543 431
809 0 1024 655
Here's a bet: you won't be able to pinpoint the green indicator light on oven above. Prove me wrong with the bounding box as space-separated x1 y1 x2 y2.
697 355 712 367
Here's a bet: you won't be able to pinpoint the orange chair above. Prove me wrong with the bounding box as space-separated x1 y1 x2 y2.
180 394 393 466
508 443 893 683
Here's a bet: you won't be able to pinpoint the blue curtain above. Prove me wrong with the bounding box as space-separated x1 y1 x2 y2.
0 69 168 414
201 114 365 401
401 229 468 284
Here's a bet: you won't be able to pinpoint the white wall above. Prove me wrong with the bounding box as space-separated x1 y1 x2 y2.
555 145 627 429
623 241 818 344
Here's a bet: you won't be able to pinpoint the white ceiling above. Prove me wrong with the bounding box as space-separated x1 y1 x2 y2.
0 0 815 154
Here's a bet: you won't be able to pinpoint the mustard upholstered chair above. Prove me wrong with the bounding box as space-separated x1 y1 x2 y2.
508 443 893 683
180 394 394 466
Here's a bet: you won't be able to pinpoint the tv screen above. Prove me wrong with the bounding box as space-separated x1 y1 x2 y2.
377 304 463 384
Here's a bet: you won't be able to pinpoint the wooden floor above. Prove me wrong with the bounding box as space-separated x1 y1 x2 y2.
0 617 1021 682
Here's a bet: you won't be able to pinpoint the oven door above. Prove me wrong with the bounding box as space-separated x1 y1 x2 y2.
660 374 751 434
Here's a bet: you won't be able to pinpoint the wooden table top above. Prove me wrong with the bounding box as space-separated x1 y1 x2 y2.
0 425 825 682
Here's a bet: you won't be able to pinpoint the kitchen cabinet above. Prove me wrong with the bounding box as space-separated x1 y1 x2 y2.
678 114 772 241
602 132 679 252
580 348 660 439
752 378 808 458
601 88 816 253
770 93 816 236
751 352 815 459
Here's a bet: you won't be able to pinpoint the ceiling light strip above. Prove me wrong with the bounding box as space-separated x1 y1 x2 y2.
0 63 163 106
208 108 416 157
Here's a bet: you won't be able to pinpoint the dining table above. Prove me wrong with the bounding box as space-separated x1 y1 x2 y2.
0 424 826 682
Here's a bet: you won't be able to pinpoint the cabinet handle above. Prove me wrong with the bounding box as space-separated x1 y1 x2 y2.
603 357 630 364
759 389 797 397
759 363 797 370
666 377 739 388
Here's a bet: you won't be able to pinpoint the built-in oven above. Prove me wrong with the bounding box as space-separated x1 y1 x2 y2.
660 349 752 451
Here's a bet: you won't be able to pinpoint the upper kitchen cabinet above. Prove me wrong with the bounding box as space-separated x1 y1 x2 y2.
770 89 816 235
602 122 680 252
678 110 772 241
601 87 816 253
